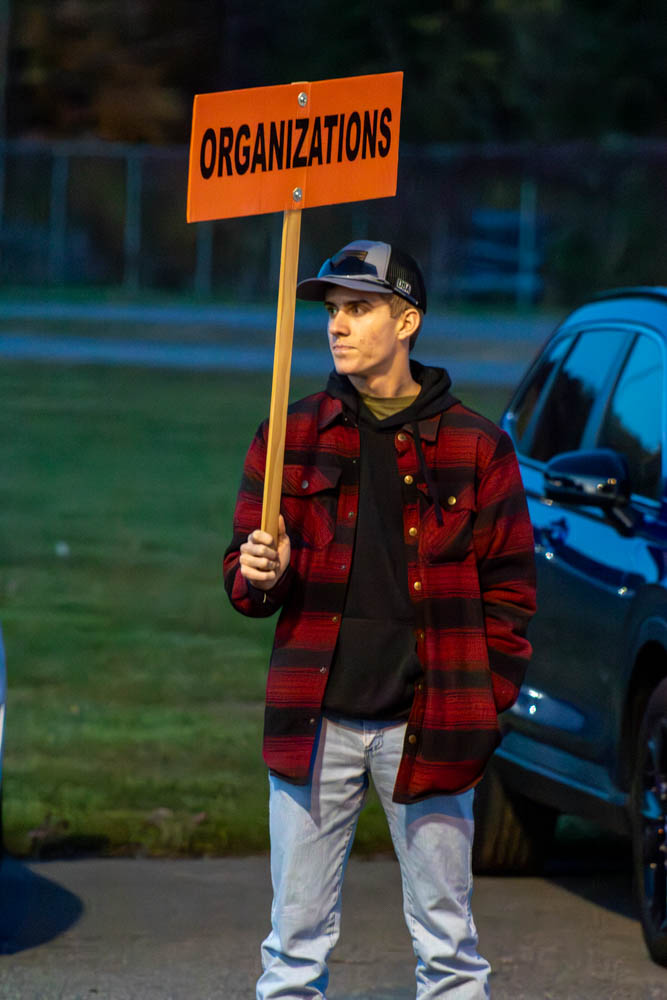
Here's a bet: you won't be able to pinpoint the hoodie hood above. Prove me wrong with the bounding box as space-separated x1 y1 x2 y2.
326 361 457 528
325 360 458 429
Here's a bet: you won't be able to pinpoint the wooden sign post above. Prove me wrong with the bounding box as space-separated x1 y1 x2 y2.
187 72 403 542
261 207 301 539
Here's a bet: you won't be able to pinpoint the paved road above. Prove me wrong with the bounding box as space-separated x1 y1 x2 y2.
0 301 556 342
1 852 665 1000
0 301 557 384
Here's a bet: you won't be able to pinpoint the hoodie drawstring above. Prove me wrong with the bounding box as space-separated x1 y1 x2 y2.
411 421 443 526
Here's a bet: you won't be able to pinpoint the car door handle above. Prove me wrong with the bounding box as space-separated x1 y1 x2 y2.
538 518 568 547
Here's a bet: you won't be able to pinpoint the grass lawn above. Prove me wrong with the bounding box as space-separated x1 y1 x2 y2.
1 360 508 857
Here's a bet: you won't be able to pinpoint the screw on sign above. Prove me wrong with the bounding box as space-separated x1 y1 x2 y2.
187 72 403 543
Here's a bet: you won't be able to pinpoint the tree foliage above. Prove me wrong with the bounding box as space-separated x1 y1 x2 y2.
7 0 667 143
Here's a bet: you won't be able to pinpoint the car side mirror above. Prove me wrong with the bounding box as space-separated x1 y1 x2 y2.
544 449 635 533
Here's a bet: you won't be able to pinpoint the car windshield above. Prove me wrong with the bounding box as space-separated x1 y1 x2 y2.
510 336 572 450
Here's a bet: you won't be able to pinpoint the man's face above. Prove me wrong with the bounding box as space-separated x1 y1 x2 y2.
323 286 408 384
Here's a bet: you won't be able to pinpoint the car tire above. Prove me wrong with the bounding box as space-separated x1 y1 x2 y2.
631 677 667 966
472 759 558 874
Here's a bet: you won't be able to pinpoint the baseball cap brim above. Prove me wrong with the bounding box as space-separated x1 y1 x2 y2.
296 276 394 301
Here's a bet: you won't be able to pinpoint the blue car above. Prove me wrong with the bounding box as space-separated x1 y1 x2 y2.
472 287 667 965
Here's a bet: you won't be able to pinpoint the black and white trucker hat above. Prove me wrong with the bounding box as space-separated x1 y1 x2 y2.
296 240 427 313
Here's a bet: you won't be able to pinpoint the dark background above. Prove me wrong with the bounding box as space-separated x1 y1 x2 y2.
5 0 666 144
1 1 665 304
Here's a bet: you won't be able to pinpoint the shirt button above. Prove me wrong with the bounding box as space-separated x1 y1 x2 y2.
447 495 457 506
409 526 418 537
397 432 407 442
347 510 355 519
340 563 347 571
301 479 309 490
408 733 417 745
320 666 327 673
331 615 339 623
416 682 424 693
413 580 422 592
404 474 414 485
309 717 316 725
417 630 425 641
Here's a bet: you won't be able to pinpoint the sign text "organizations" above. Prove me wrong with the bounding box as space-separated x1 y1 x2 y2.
199 108 393 179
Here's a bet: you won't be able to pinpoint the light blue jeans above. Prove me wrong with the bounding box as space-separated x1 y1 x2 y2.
257 714 490 999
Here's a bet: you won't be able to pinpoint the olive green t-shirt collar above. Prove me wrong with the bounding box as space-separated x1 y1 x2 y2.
358 391 420 421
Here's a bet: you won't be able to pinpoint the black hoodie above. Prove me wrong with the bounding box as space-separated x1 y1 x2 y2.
322 361 458 720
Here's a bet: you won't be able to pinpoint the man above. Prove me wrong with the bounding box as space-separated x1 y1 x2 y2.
224 240 536 999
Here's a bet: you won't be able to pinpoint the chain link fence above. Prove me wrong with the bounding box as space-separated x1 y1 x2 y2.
1 137 665 306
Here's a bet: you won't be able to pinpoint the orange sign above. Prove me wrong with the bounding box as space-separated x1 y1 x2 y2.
187 72 403 222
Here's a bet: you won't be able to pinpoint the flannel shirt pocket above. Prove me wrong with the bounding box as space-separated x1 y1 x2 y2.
281 464 341 549
417 485 475 563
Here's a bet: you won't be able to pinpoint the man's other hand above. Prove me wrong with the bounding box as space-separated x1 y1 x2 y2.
239 515 291 591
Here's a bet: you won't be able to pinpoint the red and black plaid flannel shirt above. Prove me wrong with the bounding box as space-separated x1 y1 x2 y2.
224 390 536 803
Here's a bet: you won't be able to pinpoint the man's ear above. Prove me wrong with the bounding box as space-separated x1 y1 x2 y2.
396 306 421 344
